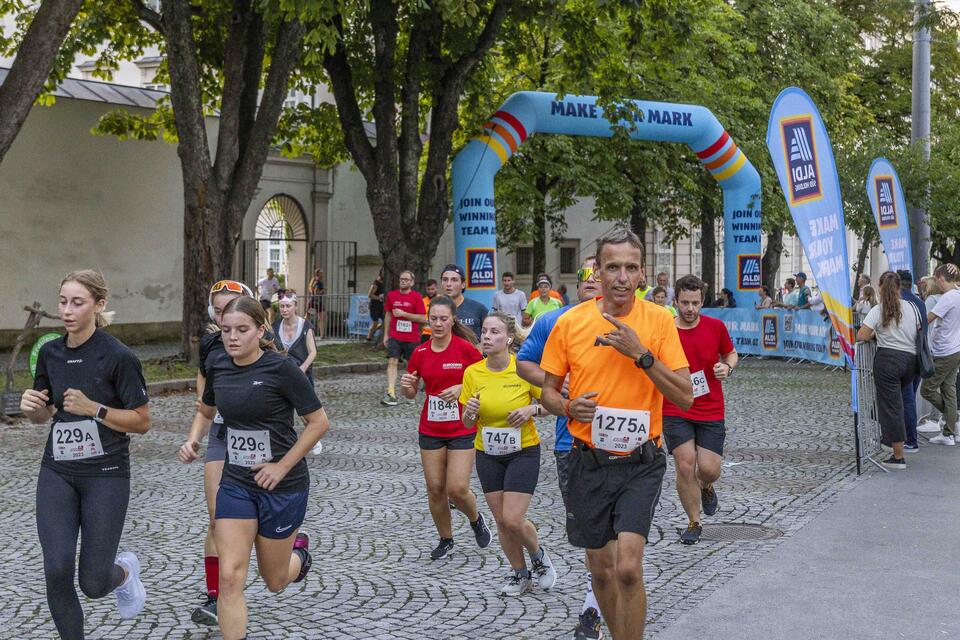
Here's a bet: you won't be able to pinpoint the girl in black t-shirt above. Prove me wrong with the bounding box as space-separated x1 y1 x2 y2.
21 270 151 639
177 278 255 625
198 296 329 640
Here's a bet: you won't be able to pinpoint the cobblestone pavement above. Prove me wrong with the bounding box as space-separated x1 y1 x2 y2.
0 358 858 639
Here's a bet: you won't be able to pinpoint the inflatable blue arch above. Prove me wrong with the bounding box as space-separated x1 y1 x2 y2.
451 91 762 307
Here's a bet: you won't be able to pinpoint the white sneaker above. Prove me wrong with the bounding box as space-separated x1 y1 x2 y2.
498 573 532 596
928 434 956 446
311 440 323 456
917 419 942 433
531 548 557 590
114 552 146 619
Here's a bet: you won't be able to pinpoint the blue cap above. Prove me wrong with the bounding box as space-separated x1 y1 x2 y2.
794 272 807 279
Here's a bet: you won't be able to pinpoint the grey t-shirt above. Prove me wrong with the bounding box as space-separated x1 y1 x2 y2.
930 288 960 357
492 289 527 321
863 300 918 354
456 298 488 340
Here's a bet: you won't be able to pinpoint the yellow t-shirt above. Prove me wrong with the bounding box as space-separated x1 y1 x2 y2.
460 354 542 452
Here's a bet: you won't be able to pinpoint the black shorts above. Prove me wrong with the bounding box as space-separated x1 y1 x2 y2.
418 433 476 451
554 449 572 504
566 443 666 549
386 338 418 361
260 299 272 310
662 416 726 456
370 303 384 321
476 445 541 495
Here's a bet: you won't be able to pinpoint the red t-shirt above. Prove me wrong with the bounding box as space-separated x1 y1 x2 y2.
407 336 482 437
663 315 735 421
386 289 426 342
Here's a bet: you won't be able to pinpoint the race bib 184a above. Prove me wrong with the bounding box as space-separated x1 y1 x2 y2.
52 420 105 461
591 406 650 454
227 428 272 467
427 395 460 422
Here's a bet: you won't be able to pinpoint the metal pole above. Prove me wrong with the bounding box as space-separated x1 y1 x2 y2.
910 0 932 277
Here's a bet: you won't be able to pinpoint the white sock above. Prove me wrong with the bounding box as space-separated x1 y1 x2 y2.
581 572 601 617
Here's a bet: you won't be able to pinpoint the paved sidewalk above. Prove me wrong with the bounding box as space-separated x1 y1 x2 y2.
653 441 960 640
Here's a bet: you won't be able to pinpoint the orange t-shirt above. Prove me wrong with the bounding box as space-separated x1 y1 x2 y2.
541 297 688 449
421 295 433 336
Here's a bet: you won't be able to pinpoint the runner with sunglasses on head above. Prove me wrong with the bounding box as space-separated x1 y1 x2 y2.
198 296 329 640
177 279 254 625
400 296 493 560
461 311 557 596
273 292 322 456
21 270 151 639
517 257 607 638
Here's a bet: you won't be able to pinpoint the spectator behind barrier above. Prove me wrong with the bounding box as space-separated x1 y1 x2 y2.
755 286 774 310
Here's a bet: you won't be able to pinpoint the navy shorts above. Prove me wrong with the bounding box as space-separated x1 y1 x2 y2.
662 416 726 456
205 424 226 463
216 481 308 539
418 433 475 450
476 445 540 495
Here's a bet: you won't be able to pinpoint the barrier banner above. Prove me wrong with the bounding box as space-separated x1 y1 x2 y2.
702 308 844 366
347 294 372 336
866 158 913 273
766 88 854 365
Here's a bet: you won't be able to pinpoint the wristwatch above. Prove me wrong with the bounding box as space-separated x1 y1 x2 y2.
95 405 108 421
634 351 655 370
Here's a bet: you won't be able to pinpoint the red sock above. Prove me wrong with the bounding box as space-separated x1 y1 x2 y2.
204 556 219 598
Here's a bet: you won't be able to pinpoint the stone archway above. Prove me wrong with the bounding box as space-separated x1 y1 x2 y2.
252 194 309 295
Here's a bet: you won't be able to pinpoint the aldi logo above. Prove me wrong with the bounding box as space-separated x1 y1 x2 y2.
762 315 778 350
738 254 762 290
466 248 496 289
781 116 822 205
875 176 897 228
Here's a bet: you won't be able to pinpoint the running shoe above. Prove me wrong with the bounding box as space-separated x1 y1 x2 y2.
679 522 702 545
381 393 399 406
190 593 218 626
903 443 919 453
531 548 557 590
573 607 604 639
114 552 146 619
701 484 718 517
292 537 313 584
431 538 455 560
498 573 532 596
471 513 492 548
881 455 906 470
929 434 956 446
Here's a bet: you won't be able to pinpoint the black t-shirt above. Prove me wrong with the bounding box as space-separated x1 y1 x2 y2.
198 331 224 378
202 349 323 493
456 298 488 340
33 330 149 477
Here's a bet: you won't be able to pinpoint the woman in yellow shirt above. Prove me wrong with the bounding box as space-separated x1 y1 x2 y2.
460 311 558 596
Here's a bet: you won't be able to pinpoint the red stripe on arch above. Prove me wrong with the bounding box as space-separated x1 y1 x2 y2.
696 131 730 159
494 111 528 143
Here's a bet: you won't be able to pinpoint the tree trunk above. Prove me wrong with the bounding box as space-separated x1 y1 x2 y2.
629 198 647 258
852 226 873 302
761 227 783 299
533 210 547 278
0 0 85 165
699 210 717 304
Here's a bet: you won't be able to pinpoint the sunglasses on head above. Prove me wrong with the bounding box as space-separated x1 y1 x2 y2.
279 291 297 300
210 280 246 295
577 267 594 283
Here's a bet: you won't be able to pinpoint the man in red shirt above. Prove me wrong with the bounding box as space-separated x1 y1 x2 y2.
663 275 738 545
382 270 427 406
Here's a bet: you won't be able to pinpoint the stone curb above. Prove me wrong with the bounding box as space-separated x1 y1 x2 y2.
145 361 385 394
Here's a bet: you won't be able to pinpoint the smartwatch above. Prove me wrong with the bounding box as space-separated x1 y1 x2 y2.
96 405 108 421
634 351 655 370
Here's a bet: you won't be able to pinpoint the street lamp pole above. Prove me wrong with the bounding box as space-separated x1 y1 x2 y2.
910 0 932 277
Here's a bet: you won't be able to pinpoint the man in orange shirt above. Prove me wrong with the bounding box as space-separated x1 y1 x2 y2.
541 228 692 640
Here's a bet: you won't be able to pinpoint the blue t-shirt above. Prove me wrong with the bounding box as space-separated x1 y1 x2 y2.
517 304 575 451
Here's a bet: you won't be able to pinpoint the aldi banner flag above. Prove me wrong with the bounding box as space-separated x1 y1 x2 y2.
765 88 854 365
866 158 913 273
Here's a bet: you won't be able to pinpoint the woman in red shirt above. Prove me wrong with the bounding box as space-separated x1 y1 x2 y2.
400 296 492 560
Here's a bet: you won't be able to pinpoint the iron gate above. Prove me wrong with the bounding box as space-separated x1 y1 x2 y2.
312 240 357 294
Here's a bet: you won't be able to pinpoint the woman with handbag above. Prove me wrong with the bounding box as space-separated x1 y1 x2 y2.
857 271 920 470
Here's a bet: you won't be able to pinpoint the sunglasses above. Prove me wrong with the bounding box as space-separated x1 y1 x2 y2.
210 280 246 295
279 291 298 300
577 267 594 283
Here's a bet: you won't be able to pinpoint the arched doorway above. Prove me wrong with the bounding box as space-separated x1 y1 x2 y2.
247 195 309 296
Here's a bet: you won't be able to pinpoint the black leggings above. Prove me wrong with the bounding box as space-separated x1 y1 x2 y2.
36 466 129 640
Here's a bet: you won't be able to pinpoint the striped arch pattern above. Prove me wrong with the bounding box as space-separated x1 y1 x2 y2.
452 91 762 307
